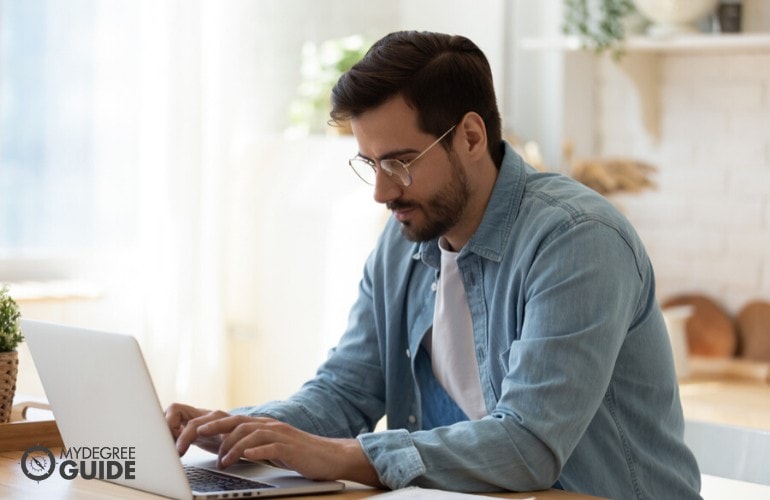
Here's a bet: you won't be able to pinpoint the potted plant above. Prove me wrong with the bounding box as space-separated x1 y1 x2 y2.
0 284 23 424
562 0 638 58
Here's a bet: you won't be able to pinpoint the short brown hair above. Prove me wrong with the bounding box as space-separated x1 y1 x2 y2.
330 31 503 167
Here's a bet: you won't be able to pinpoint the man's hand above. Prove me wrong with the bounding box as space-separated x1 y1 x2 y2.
164 403 382 487
165 403 227 456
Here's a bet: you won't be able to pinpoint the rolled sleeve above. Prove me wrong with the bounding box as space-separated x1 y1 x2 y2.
357 429 426 489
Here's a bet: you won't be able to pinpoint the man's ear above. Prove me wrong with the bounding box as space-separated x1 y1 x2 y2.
457 112 488 160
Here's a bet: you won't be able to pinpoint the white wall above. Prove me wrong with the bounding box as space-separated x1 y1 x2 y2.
598 51 770 313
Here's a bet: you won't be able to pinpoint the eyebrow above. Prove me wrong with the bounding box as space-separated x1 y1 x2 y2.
355 147 421 163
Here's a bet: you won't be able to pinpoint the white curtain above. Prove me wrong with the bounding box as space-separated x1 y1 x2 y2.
86 0 386 409
130 0 230 408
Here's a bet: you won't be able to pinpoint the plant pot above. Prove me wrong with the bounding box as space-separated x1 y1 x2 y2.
634 0 718 37
0 350 19 424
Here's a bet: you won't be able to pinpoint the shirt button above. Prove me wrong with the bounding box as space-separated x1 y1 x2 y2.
405 349 411 358
408 415 416 424
430 281 438 292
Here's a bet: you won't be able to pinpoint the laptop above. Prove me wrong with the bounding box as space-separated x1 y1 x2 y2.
22 319 345 499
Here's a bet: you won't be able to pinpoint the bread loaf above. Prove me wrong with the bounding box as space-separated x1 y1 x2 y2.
736 300 770 361
661 294 737 357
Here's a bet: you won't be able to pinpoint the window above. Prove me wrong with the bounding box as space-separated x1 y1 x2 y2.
0 0 138 259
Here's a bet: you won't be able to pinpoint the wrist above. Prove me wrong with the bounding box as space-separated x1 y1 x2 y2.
338 438 382 488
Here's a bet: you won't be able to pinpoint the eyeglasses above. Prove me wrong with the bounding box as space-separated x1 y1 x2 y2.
348 125 456 187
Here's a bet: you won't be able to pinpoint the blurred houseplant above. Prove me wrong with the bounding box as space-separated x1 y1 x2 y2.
288 35 370 136
0 284 23 423
562 0 638 58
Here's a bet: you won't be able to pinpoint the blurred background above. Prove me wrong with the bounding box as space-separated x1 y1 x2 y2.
2 0 769 410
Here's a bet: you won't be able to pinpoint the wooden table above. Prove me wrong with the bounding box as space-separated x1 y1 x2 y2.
0 448 599 500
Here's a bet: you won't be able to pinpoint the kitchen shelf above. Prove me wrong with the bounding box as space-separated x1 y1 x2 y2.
520 32 770 143
521 33 770 54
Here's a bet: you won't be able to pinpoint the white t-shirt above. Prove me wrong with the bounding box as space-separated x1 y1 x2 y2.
429 239 487 420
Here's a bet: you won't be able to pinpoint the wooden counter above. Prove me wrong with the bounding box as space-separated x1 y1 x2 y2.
680 357 770 431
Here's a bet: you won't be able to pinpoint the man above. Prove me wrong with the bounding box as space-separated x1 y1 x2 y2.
167 31 701 498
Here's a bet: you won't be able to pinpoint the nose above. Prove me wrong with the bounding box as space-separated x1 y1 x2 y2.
372 169 403 205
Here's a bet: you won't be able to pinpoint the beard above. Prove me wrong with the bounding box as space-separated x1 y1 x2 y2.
388 152 471 242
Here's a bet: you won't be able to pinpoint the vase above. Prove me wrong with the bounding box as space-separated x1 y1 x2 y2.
662 305 693 378
0 350 19 423
634 0 718 37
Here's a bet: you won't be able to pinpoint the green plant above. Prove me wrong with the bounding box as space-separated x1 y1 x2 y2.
0 284 23 352
562 0 636 58
288 35 370 135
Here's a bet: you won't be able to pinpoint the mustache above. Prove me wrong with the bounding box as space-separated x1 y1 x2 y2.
386 200 418 211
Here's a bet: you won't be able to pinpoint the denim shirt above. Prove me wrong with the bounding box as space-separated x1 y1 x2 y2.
237 143 701 499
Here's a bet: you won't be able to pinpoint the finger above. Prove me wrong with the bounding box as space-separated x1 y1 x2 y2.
164 403 197 438
217 419 287 469
196 414 264 437
176 410 230 456
217 421 272 468
241 443 289 467
238 442 288 468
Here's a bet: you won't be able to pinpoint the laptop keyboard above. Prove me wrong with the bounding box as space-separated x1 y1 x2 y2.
185 465 276 492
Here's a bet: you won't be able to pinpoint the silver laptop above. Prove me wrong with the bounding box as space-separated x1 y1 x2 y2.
22 319 345 499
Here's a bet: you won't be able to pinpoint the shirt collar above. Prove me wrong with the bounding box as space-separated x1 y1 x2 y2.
419 141 528 266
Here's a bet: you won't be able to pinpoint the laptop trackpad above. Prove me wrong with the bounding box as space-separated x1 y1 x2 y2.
183 446 308 483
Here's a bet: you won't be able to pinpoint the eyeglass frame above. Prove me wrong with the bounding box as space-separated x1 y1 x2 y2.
348 124 457 187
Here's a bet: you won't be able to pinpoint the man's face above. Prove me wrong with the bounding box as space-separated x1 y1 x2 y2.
350 96 470 243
